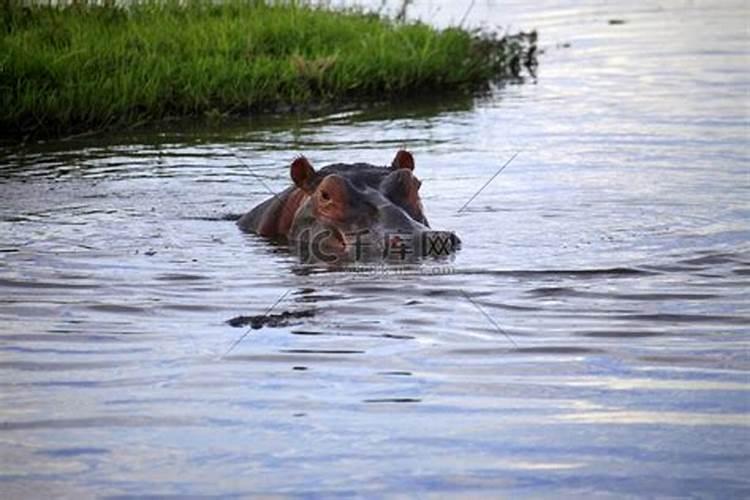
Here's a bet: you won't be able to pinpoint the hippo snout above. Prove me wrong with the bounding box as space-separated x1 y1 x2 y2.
380 229 460 259
341 228 459 261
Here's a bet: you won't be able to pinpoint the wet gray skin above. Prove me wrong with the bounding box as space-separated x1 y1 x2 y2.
239 151 461 263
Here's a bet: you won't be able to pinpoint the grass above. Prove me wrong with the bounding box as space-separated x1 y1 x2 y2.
0 1 535 138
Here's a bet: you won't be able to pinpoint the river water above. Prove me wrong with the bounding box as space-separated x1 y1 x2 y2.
1 0 748 497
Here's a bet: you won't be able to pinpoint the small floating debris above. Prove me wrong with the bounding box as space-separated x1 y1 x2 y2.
608 19 627 25
226 309 315 329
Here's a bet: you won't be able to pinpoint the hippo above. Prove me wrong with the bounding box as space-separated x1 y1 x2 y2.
237 150 460 262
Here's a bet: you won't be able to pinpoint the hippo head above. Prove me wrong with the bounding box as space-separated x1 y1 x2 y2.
286 150 460 262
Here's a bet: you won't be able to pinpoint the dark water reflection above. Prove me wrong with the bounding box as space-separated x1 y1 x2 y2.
1 0 749 497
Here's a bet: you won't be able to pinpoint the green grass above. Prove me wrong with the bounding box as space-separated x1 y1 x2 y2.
0 1 534 137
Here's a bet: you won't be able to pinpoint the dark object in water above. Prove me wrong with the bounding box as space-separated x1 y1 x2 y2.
227 309 315 329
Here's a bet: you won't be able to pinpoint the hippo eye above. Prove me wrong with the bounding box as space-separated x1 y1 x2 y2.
415 179 422 190
320 190 331 201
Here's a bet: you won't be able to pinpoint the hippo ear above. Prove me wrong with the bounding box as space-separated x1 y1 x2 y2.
391 150 415 171
290 156 316 192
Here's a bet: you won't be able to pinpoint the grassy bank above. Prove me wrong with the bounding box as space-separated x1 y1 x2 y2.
0 1 535 138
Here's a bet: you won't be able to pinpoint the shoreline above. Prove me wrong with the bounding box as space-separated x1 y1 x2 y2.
0 1 536 140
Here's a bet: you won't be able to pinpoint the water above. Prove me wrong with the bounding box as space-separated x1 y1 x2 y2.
1 0 749 497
